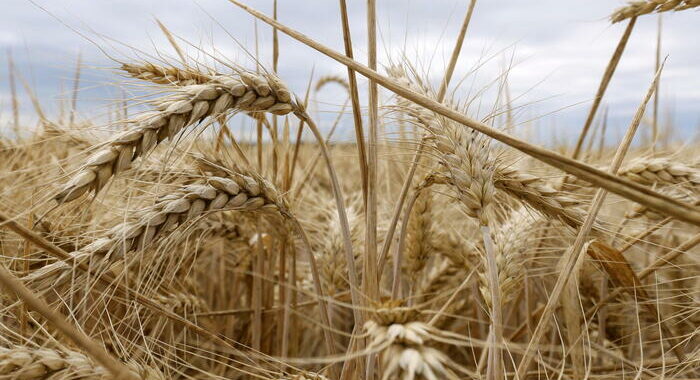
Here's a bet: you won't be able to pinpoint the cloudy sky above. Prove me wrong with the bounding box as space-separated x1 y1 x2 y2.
1 0 699 145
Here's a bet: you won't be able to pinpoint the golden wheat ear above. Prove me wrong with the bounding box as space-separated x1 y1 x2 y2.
611 0 700 23
55 69 295 204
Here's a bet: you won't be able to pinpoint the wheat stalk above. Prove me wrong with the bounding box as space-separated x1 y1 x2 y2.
404 191 433 286
611 0 700 23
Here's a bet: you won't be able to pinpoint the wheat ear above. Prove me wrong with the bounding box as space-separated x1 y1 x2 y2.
121 62 213 85
477 207 536 308
30 173 281 287
404 190 433 288
618 157 700 189
611 0 700 23
55 70 294 203
0 346 163 380
314 74 350 93
365 304 471 380
494 166 592 231
390 68 504 378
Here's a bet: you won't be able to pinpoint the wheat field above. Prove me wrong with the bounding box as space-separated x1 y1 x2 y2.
0 1 699 379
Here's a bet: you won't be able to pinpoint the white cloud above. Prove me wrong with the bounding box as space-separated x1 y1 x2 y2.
1 0 699 141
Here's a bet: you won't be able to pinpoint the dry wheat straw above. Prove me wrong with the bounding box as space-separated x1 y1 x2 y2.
611 0 700 23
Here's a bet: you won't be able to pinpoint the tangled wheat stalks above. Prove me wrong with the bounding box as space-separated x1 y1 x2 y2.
611 0 700 23
0 346 163 380
55 70 294 203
